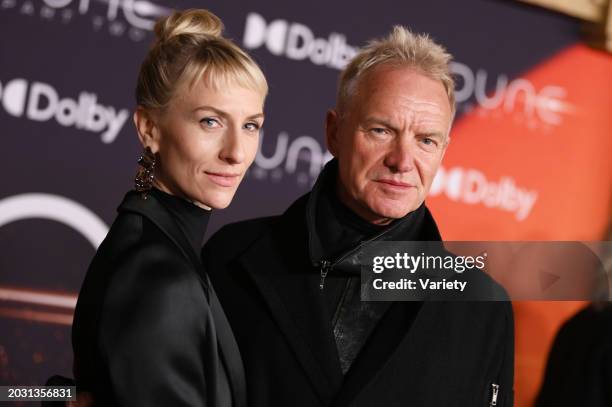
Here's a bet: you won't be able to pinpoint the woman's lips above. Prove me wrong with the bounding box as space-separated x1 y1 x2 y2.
205 171 240 187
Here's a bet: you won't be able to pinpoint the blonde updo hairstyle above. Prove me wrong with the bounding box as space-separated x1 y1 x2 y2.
135 9 268 111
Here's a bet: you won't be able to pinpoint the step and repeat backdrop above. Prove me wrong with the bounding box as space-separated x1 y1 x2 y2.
1 0 611 405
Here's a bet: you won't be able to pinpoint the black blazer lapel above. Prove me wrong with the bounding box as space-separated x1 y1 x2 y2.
207 278 247 407
237 230 343 405
332 301 424 406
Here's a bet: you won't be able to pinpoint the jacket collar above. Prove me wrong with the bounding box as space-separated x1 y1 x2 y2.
118 190 204 272
306 159 442 274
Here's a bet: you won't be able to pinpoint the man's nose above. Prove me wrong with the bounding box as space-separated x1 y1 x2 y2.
219 126 246 165
383 134 415 173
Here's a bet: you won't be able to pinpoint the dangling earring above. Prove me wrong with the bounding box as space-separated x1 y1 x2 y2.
134 146 156 196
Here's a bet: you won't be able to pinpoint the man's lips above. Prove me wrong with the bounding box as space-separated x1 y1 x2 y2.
375 179 415 188
205 171 241 187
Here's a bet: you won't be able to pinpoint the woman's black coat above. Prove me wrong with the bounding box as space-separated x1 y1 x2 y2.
72 191 246 407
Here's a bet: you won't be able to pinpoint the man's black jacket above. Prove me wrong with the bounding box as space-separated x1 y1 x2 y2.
203 166 514 407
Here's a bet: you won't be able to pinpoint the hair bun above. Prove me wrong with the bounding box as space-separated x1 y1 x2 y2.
154 9 224 45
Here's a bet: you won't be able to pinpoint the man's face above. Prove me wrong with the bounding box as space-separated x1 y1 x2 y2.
326 65 452 224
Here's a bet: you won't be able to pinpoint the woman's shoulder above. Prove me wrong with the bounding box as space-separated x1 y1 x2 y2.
73 210 211 364
95 210 173 262
82 210 206 307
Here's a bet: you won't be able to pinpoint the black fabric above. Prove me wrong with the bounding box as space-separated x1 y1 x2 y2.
72 190 245 407
536 304 612 407
148 187 210 256
330 277 390 375
313 161 428 375
315 172 385 263
204 159 515 407
315 166 386 321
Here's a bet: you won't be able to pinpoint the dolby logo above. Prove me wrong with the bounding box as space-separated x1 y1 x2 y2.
429 166 538 221
243 12 358 70
0 78 129 143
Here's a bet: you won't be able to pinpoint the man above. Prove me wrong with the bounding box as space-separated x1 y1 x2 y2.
203 27 514 406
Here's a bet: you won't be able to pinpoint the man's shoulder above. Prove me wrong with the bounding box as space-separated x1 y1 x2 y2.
203 193 311 265
203 215 281 265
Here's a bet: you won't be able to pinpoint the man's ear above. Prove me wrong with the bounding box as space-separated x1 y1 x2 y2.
325 109 340 157
133 106 161 153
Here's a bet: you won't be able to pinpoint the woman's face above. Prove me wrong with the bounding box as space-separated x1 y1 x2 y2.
137 77 265 209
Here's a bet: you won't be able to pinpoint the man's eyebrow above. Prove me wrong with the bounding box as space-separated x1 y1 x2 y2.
418 131 445 139
362 117 397 130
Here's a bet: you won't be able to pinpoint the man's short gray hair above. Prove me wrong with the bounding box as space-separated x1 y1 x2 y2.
337 26 455 116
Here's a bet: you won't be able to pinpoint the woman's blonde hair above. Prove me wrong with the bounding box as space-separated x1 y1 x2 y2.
135 9 268 110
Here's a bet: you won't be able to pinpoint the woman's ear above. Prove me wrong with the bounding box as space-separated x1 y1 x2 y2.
133 106 161 153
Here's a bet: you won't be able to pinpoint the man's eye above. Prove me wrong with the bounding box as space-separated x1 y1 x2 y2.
370 128 388 135
420 137 437 146
200 118 220 128
244 122 260 132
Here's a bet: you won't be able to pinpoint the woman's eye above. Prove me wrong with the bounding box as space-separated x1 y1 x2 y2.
244 122 260 132
200 118 220 128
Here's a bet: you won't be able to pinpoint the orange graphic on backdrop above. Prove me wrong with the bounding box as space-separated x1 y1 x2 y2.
427 43 612 406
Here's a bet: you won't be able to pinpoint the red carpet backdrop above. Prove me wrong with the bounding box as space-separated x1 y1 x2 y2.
0 1 610 405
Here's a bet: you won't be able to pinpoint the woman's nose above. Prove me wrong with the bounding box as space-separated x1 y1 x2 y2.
219 127 246 165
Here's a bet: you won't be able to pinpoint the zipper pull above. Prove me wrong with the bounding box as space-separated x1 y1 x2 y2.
319 260 331 290
489 383 499 406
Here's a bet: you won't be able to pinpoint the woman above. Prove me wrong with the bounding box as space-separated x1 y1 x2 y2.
71 9 267 407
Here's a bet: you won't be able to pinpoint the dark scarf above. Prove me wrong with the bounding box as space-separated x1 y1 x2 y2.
306 159 441 374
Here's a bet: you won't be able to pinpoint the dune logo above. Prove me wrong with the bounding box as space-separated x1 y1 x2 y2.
243 12 358 70
0 78 129 143
429 166 538 221
0 193 109 249
0 0 172 41
250 131 333 186
451 61 572 126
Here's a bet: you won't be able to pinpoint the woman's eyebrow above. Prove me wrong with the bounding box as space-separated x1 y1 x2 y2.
193 106 264 121
192 105 228 117
247 113 265 121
